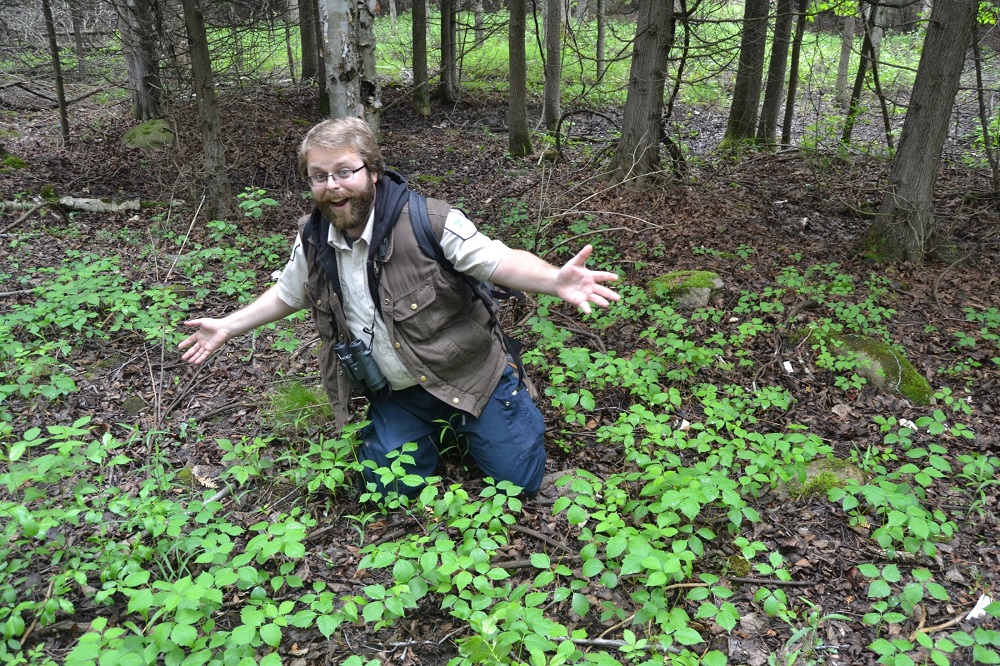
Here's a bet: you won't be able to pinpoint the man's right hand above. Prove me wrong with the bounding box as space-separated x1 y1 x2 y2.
178 318 231 365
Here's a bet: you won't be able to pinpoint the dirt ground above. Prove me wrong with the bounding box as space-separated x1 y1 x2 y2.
1 83 999 664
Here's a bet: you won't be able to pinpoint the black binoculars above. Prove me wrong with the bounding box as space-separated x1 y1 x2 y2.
334 339 388 394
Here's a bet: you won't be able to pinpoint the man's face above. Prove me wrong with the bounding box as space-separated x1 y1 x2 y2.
307 147 377 238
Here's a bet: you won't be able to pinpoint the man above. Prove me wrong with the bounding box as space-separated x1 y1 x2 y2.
179 117 620 497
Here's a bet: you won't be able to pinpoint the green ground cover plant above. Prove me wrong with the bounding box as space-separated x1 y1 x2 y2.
2 209 998 664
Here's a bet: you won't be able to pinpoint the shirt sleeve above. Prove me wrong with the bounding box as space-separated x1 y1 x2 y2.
275 234 312 310
439 208 512 282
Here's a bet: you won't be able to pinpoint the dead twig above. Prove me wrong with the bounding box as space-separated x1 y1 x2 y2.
910 607 970 641
508 523 575 554
0 200 69 234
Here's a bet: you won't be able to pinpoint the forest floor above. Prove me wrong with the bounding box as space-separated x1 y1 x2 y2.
1 83 999 664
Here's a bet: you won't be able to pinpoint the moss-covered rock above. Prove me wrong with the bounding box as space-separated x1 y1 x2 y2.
778 456 867 500
122 119 174 149
2 154 26 169
833 334 933 405
647 270 723 309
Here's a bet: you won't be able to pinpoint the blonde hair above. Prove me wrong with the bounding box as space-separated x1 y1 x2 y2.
298 117 384 179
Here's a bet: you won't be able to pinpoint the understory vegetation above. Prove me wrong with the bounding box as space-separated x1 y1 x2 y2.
1 183 998 665
1 3 999 665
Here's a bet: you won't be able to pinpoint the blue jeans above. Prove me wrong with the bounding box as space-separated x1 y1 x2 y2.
357 364 547 497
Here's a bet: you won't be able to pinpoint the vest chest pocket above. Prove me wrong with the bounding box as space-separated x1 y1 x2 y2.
391 280 443 341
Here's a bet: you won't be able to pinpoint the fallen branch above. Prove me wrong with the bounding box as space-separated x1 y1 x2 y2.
0 200 69 234
508 523 575 554
728 576 817 587
910 607 970 641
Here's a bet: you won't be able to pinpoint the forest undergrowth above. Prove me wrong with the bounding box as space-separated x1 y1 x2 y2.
0 86 999 665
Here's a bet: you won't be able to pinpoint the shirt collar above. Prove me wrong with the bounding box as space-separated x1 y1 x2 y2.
326 203 377 251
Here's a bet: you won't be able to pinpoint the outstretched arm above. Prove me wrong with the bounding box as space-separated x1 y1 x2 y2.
178 284 301 364
487 245 620 314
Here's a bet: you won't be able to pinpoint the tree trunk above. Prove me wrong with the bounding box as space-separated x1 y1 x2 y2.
278 0 297 83
299 0 320 80
781 0 808 145
612 0 673 182
68 0 87 75
412 0 430 116
756 0 794 145
841 1 879 144
474 0 485 44
321 0 381 128
42 0 70 145
721 0 769 146
179 0 236 219
508 0 533 156
834 14 855 108
858 0 977 263
439 0 460 103
596 0 605 78
115 0 165 119
543 0 563 131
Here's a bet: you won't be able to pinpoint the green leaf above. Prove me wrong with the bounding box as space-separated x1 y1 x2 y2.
530 553 551 569
868 580 892 599
566 504 589 525
672 626 704 646
170 623 198 648
259 623 282 648
317 614 342 638
581 558 604 578
857 564 880 578
571 593 590 617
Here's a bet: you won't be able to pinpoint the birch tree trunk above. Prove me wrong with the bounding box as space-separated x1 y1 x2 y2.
321 0 380 128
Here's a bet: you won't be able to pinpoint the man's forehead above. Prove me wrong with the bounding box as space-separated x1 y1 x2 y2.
308 146 362 166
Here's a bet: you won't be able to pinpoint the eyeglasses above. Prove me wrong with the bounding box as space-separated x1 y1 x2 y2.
307 164 367 186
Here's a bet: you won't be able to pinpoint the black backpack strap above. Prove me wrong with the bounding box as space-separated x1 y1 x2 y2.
302 212 344 304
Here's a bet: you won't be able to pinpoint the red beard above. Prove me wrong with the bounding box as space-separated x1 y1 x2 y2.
316 176 376 234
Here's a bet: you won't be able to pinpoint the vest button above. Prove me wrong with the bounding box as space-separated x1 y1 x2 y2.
420 375 427 382
452 397 460 404
384 298 390 305
410 303 418 310
316 299 322 306
394 342 401 349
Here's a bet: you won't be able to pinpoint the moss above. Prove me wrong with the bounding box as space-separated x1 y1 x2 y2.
40 185 58 201
648 270 721 299
780 456 867 500
726 556 752 577
122 120 173 149
2 155 26 169
840 334 933 406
